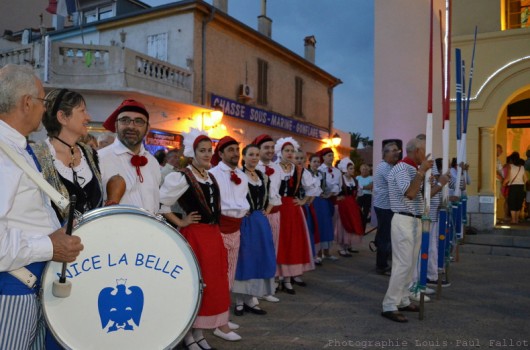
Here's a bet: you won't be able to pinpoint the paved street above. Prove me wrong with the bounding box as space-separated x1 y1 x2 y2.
203 230 530 350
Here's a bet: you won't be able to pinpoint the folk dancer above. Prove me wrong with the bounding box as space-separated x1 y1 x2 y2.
98 99 161 213
33 89 103 223
317 148 341 260
209 136 249 290
335 158 364 257
254 134 282 303
160 128 240 349
274 137 321 294
233 144 276 316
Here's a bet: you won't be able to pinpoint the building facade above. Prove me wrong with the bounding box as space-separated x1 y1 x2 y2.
0 0 343 158
375 0 530 230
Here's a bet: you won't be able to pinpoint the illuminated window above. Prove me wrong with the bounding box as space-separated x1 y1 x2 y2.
257 59 268 105
506 0 530 29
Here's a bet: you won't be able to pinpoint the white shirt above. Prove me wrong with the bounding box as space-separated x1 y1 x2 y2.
0 120 59 271
159 166 214 214
318 163 342 195
256 160 282 206
209 162 250 218
98 138 161 214
278 164 322 197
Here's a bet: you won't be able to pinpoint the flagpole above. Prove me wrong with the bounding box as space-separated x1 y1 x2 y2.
438 0 452 297
419 0 434 320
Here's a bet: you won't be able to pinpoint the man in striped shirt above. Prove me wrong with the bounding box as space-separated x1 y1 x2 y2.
381 137 448 322
373 142 401 275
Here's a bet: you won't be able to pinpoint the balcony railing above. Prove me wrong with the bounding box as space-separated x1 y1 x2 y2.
1 42 193 102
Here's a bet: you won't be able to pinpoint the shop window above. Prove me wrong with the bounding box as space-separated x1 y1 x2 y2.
257 58 268 105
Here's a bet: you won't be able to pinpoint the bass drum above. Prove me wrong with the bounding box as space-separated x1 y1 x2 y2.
41 206 202 350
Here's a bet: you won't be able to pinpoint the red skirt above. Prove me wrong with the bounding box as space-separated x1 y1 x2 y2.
338 195 364 235
180 223 230 316
277 197 311 265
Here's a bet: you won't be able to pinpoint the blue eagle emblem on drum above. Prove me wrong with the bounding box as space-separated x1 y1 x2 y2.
97 278 144 332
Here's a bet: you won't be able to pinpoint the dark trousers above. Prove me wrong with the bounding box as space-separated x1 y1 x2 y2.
374 207 393 270
357 194 372 231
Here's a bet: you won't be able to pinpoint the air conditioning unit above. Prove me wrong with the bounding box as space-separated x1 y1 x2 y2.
239 84 254 99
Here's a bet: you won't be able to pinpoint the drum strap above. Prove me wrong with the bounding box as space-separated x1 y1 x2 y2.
7 267 37 289
0 140 69 210
0 141 68 290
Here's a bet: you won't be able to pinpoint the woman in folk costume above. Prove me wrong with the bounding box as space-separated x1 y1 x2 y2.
356 164 373 232
274 137 321 294
303 154 324 265
33 89 103 223
233 144 276 316
159 128 240 350
33 90 105 349
316 147 342 260
335 157 364 257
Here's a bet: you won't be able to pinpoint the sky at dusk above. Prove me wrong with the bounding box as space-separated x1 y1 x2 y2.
145 0 375 139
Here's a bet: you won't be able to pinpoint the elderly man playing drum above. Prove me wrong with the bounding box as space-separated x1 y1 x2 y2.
98 99 161 213
0 64 83 349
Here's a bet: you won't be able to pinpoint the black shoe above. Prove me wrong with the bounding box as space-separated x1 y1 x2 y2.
292 278 307 287
376 267 391 276
196 338 217 350
426 278 451 287
347 247 360 253
234 304 244 316
243 303 267 315
282 282 296 295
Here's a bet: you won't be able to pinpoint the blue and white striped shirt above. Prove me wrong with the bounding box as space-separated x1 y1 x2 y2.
373 161 394 209
388 161 424 216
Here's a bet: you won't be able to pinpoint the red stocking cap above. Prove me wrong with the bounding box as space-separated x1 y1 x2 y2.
103 99 149 132
252 134 273 147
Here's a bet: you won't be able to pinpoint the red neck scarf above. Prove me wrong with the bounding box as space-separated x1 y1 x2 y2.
327 166 334 178
399 156 418 169
230 170 242 185
130 154 148 183
265 165 275 176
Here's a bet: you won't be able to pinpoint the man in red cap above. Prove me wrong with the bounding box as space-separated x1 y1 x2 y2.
209 136 249 292
98 99 161 214
253 134 282 303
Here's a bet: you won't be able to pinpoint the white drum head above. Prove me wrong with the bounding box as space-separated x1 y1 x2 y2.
41 206 202 350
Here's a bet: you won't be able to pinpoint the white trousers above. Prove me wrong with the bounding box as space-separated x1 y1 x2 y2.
382 214 421 312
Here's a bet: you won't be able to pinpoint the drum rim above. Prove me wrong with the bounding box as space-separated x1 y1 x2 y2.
41 205 204 350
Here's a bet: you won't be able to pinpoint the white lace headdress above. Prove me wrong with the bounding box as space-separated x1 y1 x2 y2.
183 128 209 158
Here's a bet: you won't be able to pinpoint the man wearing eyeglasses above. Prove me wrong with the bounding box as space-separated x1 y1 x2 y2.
98 99 161 214
0 64 84 349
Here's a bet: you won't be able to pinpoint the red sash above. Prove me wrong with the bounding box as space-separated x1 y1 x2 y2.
219 214 243 234
269 205 281 214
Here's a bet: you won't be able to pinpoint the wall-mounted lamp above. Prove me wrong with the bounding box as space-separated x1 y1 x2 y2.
119 30 127 47
331 133 341 147
203 105 224 130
